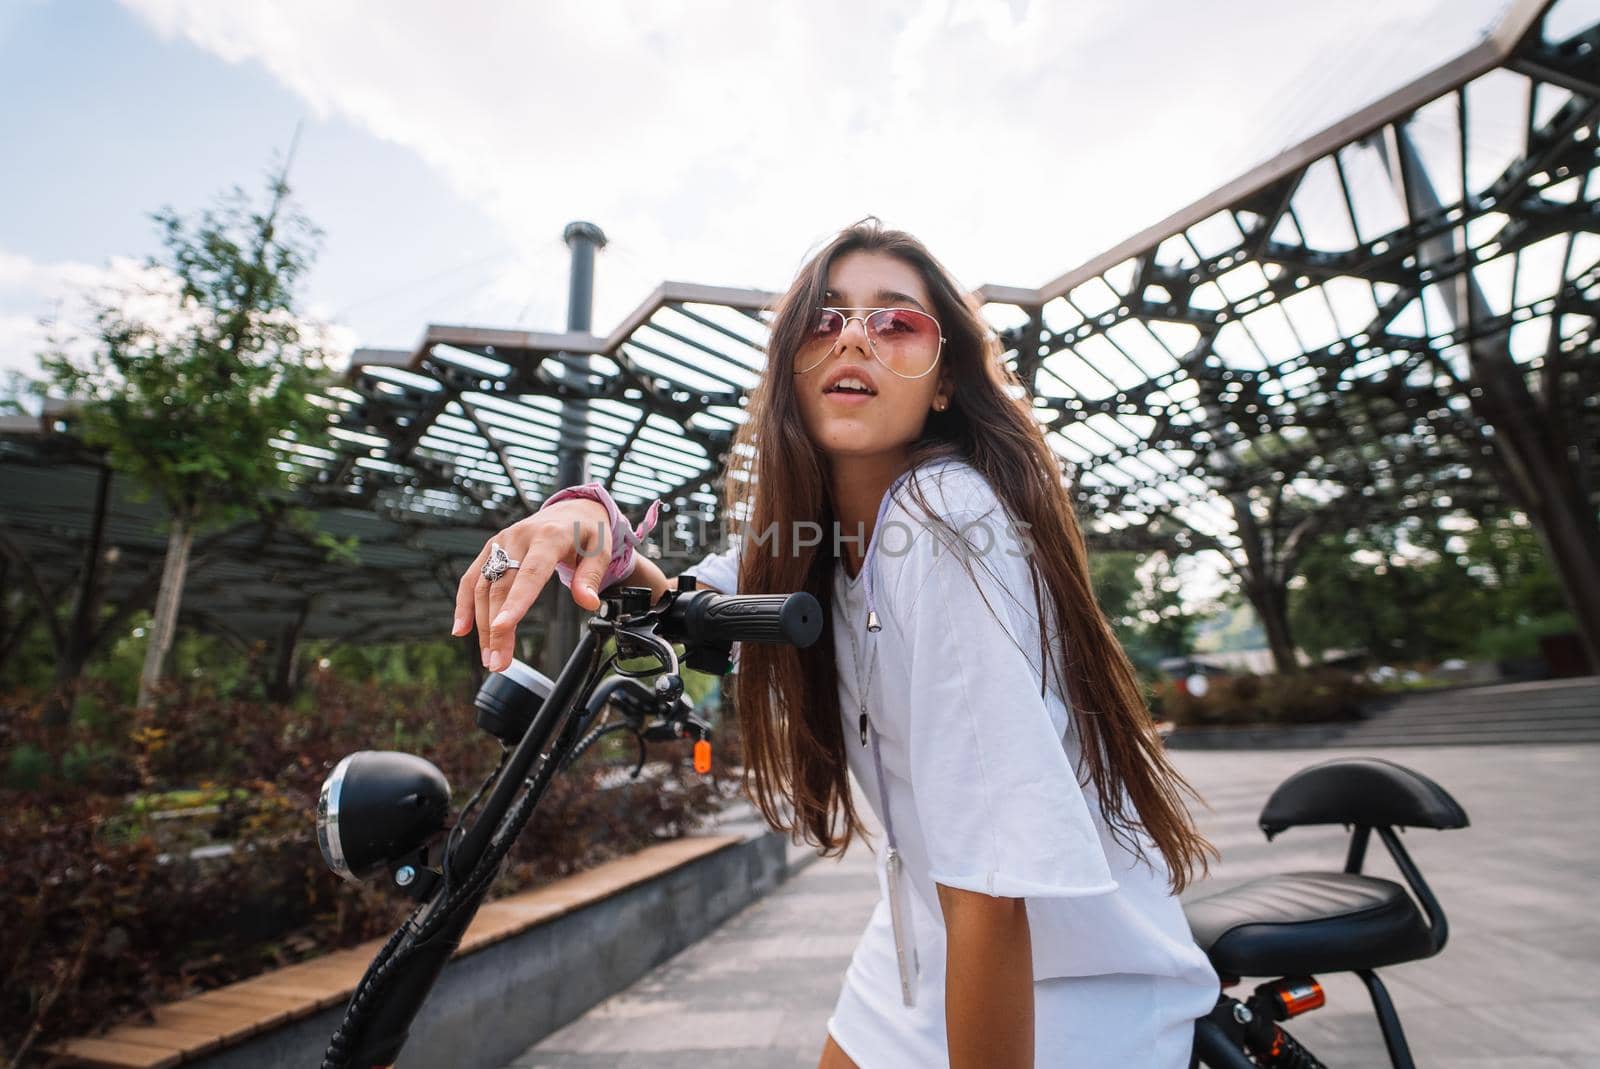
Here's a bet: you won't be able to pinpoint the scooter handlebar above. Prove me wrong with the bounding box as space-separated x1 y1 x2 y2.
659 589 823 648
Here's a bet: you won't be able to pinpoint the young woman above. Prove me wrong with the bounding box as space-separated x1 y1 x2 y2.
454 218 1219 1067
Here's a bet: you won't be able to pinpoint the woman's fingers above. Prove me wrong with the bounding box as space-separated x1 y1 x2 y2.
454 543 492 636
486 573 510 667
454 501 618 670
474 572 492 666
464 531 536 666
486 552 558 671
568 517 612 611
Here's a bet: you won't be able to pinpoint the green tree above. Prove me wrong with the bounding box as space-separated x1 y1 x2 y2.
1091 549 1210 674
1132 552 1201 661
1290 510 1574 665
39 169 335 708
1291 523 1444 664
1089 550 1142 633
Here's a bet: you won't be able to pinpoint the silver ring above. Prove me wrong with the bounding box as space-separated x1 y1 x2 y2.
480 542 522 583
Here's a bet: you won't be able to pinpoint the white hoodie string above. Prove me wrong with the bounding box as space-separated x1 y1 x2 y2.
860 468 908 636
847 468 920 1006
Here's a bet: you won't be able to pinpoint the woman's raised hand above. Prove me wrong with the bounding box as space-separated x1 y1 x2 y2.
452 498 615 672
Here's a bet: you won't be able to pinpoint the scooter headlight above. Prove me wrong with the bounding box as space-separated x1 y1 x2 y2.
316 751 451 883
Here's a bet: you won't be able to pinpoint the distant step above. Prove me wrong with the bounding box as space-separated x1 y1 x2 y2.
1166 675 1600 749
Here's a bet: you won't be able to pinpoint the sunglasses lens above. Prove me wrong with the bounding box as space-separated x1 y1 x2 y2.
796 308 844 372
866 309 941 376
809 307 844 339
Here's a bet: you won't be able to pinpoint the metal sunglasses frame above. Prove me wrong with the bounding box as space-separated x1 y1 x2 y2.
793 306 947 379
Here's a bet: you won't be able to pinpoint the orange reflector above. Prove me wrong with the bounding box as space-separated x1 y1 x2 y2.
1272 978 1325 1017
693 739 712 774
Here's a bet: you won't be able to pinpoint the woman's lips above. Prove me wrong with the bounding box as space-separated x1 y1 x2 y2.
822 388 876 406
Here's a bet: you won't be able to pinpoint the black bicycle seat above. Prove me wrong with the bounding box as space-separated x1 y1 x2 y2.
1184 871 1437 977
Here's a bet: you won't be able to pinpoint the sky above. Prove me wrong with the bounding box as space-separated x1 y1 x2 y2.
0 0 1526 385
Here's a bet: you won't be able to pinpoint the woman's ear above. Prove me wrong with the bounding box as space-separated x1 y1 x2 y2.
932 378 953 412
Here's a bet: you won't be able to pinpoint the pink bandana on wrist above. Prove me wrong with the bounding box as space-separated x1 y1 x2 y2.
543 481 664 593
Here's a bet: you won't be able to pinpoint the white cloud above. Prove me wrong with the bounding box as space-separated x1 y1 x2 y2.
0 248 356 395
0 250 149 383
112 1 1512 341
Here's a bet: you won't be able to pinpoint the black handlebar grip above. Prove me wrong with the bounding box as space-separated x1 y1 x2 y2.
665 590 823 648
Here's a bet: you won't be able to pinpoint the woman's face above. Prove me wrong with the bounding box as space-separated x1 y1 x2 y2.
793 250 953 463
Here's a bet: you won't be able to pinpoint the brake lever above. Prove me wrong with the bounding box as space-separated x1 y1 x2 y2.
598 579 737 679
639 708 711 742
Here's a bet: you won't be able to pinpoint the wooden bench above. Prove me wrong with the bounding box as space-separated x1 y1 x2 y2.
47 834 742 1068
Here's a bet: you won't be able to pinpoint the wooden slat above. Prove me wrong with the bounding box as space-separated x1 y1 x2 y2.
147 1002 265 1043
45 1036 182 1069
184 988 312 1029
95 1025 221 1059
222 977 350 1013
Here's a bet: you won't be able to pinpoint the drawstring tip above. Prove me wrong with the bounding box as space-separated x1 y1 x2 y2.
866 609 881 633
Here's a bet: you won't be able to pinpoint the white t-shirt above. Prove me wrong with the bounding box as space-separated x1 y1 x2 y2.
688 457 1217 1066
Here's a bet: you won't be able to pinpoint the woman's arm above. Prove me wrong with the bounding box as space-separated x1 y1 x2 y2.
451 500 734 667
937 883 1034 1069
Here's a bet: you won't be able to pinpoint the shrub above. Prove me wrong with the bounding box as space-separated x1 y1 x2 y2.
1154 669 1378 728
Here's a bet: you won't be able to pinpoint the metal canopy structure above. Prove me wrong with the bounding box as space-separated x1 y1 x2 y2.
0 427 486 647
323 1 1598 539
324 280 775 564
972 0 1600 541
963 0 1600 666
4 0 1597 666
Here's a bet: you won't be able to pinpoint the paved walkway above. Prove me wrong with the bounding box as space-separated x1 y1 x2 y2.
508 744 1600 1067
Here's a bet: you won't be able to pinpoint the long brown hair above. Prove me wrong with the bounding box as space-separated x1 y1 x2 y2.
722 217 1214 893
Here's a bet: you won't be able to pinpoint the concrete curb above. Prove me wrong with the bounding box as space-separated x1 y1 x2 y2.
185 819 794 1069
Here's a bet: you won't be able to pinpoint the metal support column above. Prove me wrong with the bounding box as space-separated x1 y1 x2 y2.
547 221 607 677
